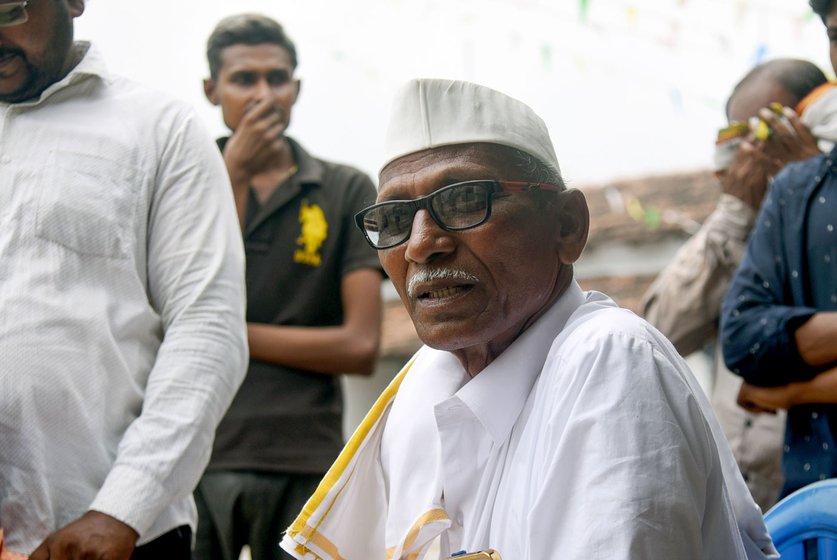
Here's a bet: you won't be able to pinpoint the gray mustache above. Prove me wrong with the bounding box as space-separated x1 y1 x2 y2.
0 48 24 59
407 268 479 298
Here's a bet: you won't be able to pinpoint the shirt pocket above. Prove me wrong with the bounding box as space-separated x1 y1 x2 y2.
35 151 141 259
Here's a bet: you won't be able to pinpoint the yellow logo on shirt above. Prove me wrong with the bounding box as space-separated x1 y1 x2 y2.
294 199 327 267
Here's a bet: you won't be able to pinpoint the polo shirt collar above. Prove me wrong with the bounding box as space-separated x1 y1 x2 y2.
289 137 326 186
454 280 586 444
244 136 324 235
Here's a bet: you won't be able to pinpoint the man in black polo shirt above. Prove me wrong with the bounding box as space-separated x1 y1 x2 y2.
196 14 383 560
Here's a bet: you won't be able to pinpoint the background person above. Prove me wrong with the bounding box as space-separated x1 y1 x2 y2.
0 1 248 559
641 58 828 510
719 0 837 499
195 14 383 560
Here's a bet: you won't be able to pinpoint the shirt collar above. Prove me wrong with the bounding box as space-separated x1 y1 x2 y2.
454 280 586 444
8 41 106 108
286 137 326 186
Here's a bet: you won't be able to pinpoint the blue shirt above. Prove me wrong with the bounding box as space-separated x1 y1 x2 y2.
721 149 837 497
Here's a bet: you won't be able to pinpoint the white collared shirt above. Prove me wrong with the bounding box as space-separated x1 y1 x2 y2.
382 283 775 559
0 43 247 551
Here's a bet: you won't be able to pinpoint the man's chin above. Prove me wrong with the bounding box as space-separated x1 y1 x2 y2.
0 78 47 103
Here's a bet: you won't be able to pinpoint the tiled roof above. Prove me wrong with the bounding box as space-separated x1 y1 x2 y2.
582 169 718 249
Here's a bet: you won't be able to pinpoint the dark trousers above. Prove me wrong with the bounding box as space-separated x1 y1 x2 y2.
194 471 322 560
132 525 192 560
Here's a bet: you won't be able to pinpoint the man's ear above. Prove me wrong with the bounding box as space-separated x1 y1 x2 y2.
292 79 302 103
67 0 85 18
203 79 219 106
555 189 589 265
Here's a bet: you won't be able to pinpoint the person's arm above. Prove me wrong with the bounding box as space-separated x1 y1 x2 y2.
794 311 837 368
720 165 820 387
31 107 248 560
738 365 837 413
641 193 756 355
524 329 748 559
248 267 383 375
221 98 289 227
29 512 138 560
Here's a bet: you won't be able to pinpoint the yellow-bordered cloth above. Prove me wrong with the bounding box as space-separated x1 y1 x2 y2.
280 351 452 560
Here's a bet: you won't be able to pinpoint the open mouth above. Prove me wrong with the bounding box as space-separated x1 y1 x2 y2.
418 284 473 300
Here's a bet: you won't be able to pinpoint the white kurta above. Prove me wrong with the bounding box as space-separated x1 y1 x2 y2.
281 282 775 560
381 283 772 560
0 44 248 551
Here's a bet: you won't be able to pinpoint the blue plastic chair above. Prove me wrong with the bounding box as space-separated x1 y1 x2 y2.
764 479 837 560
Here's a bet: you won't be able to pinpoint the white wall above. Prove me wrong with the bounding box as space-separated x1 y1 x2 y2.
73 0 830 434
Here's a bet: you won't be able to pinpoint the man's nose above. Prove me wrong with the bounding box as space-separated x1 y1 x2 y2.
253 77 272 100
403 209 455 264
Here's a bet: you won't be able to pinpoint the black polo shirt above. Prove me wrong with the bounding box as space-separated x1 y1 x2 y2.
208 137 381 474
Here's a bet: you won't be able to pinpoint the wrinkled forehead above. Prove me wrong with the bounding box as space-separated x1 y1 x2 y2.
378 143 520 199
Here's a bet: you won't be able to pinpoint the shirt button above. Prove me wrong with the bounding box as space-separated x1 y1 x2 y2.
0 155 10 164
812 412 819 420
804 463 812 472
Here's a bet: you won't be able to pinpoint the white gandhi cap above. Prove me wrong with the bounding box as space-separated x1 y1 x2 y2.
380 78 561 178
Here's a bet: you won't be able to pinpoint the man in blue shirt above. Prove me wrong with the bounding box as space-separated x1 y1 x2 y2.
720 0 837 498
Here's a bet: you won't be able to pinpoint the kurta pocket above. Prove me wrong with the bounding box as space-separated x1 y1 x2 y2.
35 150 140 259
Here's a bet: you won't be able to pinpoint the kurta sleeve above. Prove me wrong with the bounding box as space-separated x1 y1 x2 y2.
526 328 746 560
720 170 818 386
641 194 756 355
88 107 248 537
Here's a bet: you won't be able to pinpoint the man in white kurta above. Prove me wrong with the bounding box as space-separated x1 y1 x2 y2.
281 79 776 560
382 284 771 559
0 2 247 558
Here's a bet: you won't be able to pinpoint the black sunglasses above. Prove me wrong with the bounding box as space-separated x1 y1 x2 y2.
0 0 28 27
354 179 562 250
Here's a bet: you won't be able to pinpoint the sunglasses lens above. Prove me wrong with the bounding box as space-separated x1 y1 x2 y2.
362 203 413 248
0 3 27 26
433 182 490 228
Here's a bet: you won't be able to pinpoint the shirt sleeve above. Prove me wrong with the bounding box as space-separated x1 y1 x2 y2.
720 174 818 386
526 329 746 560
641 194 756 355
88 107 248 537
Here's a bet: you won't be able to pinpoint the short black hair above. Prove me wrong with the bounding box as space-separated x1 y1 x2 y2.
810 0 834 23
725 58 827 118
206 14 298 79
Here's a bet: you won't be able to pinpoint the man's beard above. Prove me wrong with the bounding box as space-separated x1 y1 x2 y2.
0 48 56 103
0 4 75 104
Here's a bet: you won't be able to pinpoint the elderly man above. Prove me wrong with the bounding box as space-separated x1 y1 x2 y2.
280 79 776 560
0 1 247 559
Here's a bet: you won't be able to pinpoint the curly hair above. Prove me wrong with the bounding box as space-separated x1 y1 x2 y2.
206 14 298 79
